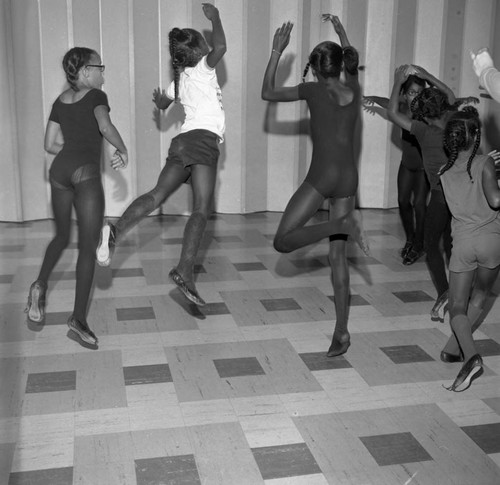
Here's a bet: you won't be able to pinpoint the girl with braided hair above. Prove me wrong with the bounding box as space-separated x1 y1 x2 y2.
97 3 225 307
388 65 461 323
438 106 500 391
26 47 128 347
262 15 369 358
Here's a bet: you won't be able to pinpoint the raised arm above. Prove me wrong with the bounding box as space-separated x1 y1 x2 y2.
471 48 500 103
322 14 350 47
203 3 226 68
261 21 299 102
411 65 456 105
387 66 412 131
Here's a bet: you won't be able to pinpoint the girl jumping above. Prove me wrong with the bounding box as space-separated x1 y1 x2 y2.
96 3 226 307
261 15 369 358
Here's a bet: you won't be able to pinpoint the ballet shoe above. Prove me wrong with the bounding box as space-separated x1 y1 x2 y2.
327 338 351 357
403 247 425 265
440 350 464 363
400 241 413 259
431 290 448 322
96 222 116 267
25 280 47 323
443 354 483 392
67 315 98 347
169 269 206 306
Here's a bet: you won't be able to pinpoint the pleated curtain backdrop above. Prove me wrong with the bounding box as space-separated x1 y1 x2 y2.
1 0 499 222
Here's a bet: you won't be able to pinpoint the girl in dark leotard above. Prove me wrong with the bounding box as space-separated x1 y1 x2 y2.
262 15 369 358
364 75 428 265
25 47 128 347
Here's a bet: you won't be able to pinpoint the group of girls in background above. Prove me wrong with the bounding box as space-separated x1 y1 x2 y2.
25 5 500 392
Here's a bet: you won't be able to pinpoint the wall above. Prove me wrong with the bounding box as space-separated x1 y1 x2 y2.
1 0 499 221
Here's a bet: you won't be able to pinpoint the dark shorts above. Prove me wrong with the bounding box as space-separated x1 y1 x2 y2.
165 129 220 172
49 163 100 191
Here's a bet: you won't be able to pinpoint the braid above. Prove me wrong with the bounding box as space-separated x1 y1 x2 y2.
302 62 310 83
168 27 206 103
441 106 481 182
467 128 481 182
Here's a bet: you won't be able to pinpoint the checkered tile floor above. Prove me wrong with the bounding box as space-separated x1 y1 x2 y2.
1 210 500 484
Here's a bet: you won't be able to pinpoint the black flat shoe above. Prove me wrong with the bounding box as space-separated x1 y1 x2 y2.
431 290 449 322
327 338 350 358
444 354 483 392
403 248 424 265
169 269 206 306
25 280 47 323
67 316 98 346
400 241 412 259
440 351 464 363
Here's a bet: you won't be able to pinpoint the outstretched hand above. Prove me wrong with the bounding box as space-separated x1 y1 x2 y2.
362 97 377 115
202 3 220 21
272 21 293 55
394 65 411 84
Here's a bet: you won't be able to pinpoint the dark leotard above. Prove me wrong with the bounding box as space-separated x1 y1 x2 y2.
48 89 109 188
298 74 360 198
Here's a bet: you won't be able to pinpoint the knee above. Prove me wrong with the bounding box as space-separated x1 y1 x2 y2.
398 196 411 209
53 231 71 249
273 237 291 254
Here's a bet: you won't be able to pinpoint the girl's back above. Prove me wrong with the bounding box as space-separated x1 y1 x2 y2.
441 153 500 239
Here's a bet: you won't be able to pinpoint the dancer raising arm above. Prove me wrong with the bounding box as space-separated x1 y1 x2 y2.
438 107 500 391
26 47 128 347
261 15 368 358
387 65 460 322
96 3 226 307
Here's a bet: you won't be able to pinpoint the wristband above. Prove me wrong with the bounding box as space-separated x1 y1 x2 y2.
272 49 282 56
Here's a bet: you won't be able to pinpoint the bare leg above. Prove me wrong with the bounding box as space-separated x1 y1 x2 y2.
173 164 217 303
273 182 369 255
443 265 500 357
114 163 189 240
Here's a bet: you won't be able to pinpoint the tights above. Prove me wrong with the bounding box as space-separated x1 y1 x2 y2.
424 189 452 297
37 176 104 321
397 164 428 249
115 162 216 285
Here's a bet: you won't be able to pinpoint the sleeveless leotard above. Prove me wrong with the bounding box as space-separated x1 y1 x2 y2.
298 73 360 198
48 89 109 187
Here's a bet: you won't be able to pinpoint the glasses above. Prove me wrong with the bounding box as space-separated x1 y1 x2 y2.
406 90 421 96
86 64 105 72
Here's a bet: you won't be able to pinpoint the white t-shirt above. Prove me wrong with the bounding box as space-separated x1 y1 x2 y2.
167 56 225 142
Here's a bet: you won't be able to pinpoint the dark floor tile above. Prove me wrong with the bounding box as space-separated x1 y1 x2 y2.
111 268 145 278
365 229 391 236
299 352 352 371
8 467 73 485
0 274 14 284
116 307 156 321
213 235 242 243
347 256 381 265
461 422 500 454
232 262 267 272
251 443 322 480
135 455 200 485
123 364 172 385
393 290 434 303
328 294 370 306
194 265 206 274
0 245 24 252
25 370 76 393
475 338 500 357
200 302 230 316
162 237 183 245
360 432 433 466
290 259 326 270
380 345 434 364
213 357 265 378
44 312 70 326
260 298 301 312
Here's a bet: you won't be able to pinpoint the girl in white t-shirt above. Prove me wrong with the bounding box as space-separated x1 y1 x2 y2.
97 3 226 307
